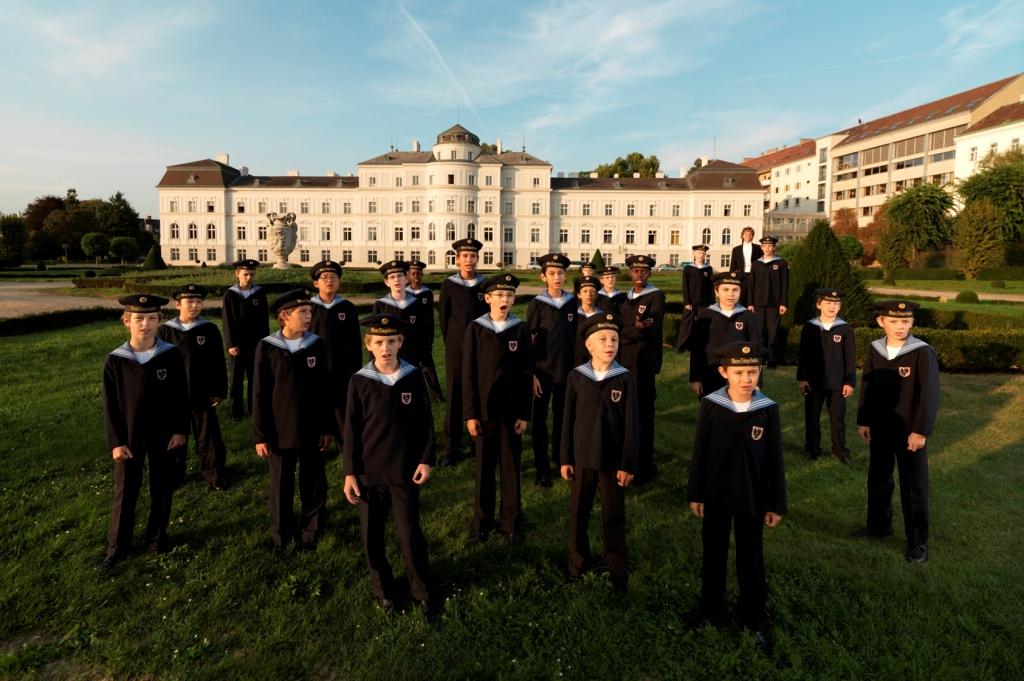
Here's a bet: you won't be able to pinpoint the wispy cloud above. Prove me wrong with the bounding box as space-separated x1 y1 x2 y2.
941 0 1024 65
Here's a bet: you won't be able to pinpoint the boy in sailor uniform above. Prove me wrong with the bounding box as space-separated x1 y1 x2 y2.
746 236 789 367
463 274 533 544
343 314 436 614
675 244 714 352
797 288 856 463
560 313 637 592
573 275 604 366
596 266 625 316
100 294 189 572
439 238 489 466
158 284 229 490
253 289 334 553
856 301 939 564
308 260 361 441
222 259 269 419
617 254 665 483
372 261 432 375
689 271 760 398
688 342 786 654
406 260 444 402
528 252 577 487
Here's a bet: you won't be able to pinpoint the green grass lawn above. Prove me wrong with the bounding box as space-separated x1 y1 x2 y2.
1 317 1023 680
871 279 1024 294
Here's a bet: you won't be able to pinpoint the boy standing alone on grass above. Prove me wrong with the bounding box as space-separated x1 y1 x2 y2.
222 259 269 420
856 301 939 564
343 314 436 615
688 341 786 656
158 284 229 490
797 288 855 463
101 294 189 572
560 313 637 593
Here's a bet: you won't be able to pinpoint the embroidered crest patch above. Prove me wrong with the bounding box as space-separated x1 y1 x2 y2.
611 389 622 403
735 321 744 331
252 299 259 306
307 357 317 368
638 305 647 314
338 312 346 320
567 313 574 322
196 336 206 345
751 426 763 441
899 366 911 378
401 392 412 405
509 340 518 351
410 315 417 323
833 334 842 343
156 369 167 380
421 297 428 304
772 264 779 271
478 292 484 300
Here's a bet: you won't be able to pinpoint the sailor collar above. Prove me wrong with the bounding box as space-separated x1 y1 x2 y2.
535 290 574 309
355 359 418 385
377 294 416 310
261 330 321 353
871 335 929 360
598 289 623 298
684 262 712 269
446 273 485 288
310 294 346 309
109 338 177 363
704 386 776 414
758 256 780 263
808 317 848 329
163 317 211 331
229 284 262 296
577 307 601 318
627 285 660 300
708 303 747 317
406 285 430 294
472 313 522 332
574 361 629 382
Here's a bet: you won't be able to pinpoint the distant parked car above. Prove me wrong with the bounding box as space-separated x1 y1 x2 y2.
654 264 680 272
527 262 542 270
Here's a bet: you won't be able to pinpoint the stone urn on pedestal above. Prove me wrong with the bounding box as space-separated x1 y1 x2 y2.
266 212 298 269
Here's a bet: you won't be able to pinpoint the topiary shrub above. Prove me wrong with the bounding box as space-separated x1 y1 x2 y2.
955 290 979 303
990 280 1006 289
36 261 46 271
788 220 874 326
84 270 96 278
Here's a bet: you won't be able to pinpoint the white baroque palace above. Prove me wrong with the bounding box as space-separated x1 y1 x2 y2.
157 125 764 271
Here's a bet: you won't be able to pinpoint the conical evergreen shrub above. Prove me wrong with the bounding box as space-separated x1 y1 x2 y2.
788 220 873 325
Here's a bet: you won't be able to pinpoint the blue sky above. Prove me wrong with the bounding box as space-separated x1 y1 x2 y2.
0 0 1021 217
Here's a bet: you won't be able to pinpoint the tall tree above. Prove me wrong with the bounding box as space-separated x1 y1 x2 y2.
952 198 1005 279
831 207 859 236
687 157 705 175
42 207 100 260
99 191 141 238
875 222 909 283
81 232 110 264
590 152 661 178
838 234 864 261
108 236 140 264
22 195 65 234
0 214 28 266
958 150 1024 243
788 219 873 325
885 183 953 265
479 142 498 155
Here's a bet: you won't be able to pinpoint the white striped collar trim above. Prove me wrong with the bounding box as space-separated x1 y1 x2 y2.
355 359 418 384
574 361 629 382
446 273 485 288
163 317 211 331
871 335 929 360
808 317 848 329
577 307 601 318
472 313 522 332
704 386 776 413
377 295 416 310
310 294 345 308
535 290 574 309
758 256 780 263
708 303 747 317
406 285 430 294
261 330 321 353
109 339 177 363
229 284 262 295
683 262 712 269
627 285 660 300
598 289 623 298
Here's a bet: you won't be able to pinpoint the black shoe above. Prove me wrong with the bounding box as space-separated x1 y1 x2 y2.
99 554 119 573
299 541 316 553
439 454 461 467
683 607 715 630
906 544 928 563
376 597 396 615
833 451 850 464
498 528 524 546
805 451 821 461
852 527 891 539
208 479 228 491
146 536 172 555
610 574 628 593
266 540 286 556
535 473 552 488
470 527 490 544
751 629 773 656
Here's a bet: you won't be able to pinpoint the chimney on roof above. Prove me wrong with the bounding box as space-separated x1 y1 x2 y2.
215 153 230 165
287 170 300 177
412 139 421 152
496 138 503 154
240 166 249 176
632 172 640 178
655 171 665 179
700 155 709 167
589 172 598 178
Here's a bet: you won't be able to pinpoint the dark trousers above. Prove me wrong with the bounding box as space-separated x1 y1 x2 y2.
179 406 226 483
804 389 848 457
229 346 256 418
531 376 565 476
444 345 466 458
620 359 658 476
473 420 522 535
675 308 696 351
421 354 444 402
106 444 182 557
701 507 766 629
738 273 751 307
754 307 783 366
867 437 929 547
569 468 627 578
267 448 327 547
358 484 432 603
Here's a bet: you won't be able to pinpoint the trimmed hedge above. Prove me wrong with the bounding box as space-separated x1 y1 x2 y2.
72 278 387 296
978 267 1024 281
856 268 971 281
0 307 123 336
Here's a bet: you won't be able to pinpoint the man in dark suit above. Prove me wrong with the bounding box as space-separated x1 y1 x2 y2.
729 227 762 307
